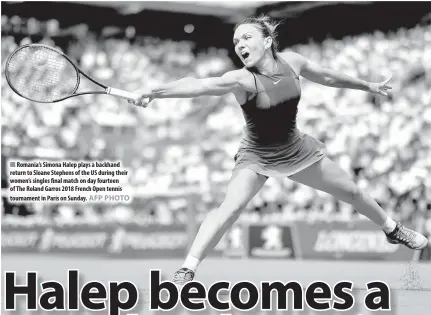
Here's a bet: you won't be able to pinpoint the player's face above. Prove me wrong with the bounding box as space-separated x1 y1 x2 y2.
233 24 268 68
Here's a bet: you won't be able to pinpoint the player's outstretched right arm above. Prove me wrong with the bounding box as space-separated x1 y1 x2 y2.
130 70 244 107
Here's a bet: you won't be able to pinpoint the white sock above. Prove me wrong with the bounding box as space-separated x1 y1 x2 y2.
182 255 200 273
381 217 397 233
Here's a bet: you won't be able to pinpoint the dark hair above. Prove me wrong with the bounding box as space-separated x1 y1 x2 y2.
234 15 282 59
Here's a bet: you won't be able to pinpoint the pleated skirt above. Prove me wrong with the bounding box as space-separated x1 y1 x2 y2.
232 129 326 178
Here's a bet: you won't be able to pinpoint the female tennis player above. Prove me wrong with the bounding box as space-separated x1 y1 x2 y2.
131 15 428 285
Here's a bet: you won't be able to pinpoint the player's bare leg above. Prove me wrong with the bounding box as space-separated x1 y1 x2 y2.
289 157 428 250
172 169 267 286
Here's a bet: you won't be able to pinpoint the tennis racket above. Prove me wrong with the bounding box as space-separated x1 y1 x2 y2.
4 43 140 103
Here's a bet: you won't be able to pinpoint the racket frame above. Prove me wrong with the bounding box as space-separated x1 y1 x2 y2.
5 43 137 103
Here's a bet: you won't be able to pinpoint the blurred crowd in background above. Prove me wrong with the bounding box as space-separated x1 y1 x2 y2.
1 14 430 237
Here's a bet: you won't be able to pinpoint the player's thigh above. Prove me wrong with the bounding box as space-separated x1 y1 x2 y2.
288 157 358 199
223 168 268 209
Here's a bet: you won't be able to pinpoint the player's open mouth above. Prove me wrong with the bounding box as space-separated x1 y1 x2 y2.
241 52 250 61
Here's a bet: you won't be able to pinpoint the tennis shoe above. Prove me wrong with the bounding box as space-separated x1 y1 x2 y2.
385 222 428 250
172 268 194 288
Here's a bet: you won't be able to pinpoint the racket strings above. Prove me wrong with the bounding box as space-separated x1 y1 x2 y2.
6 46 79 102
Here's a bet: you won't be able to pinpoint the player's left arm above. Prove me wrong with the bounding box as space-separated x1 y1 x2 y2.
281 51 392 96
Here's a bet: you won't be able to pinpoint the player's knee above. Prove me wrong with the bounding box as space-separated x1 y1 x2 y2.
345 184 363 204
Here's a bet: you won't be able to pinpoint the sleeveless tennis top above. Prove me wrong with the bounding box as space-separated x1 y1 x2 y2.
240 57 301 145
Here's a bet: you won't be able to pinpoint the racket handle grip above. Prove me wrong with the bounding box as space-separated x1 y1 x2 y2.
106 87 139 101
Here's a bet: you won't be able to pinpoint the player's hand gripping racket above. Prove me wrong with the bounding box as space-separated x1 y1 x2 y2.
5 44 140 103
